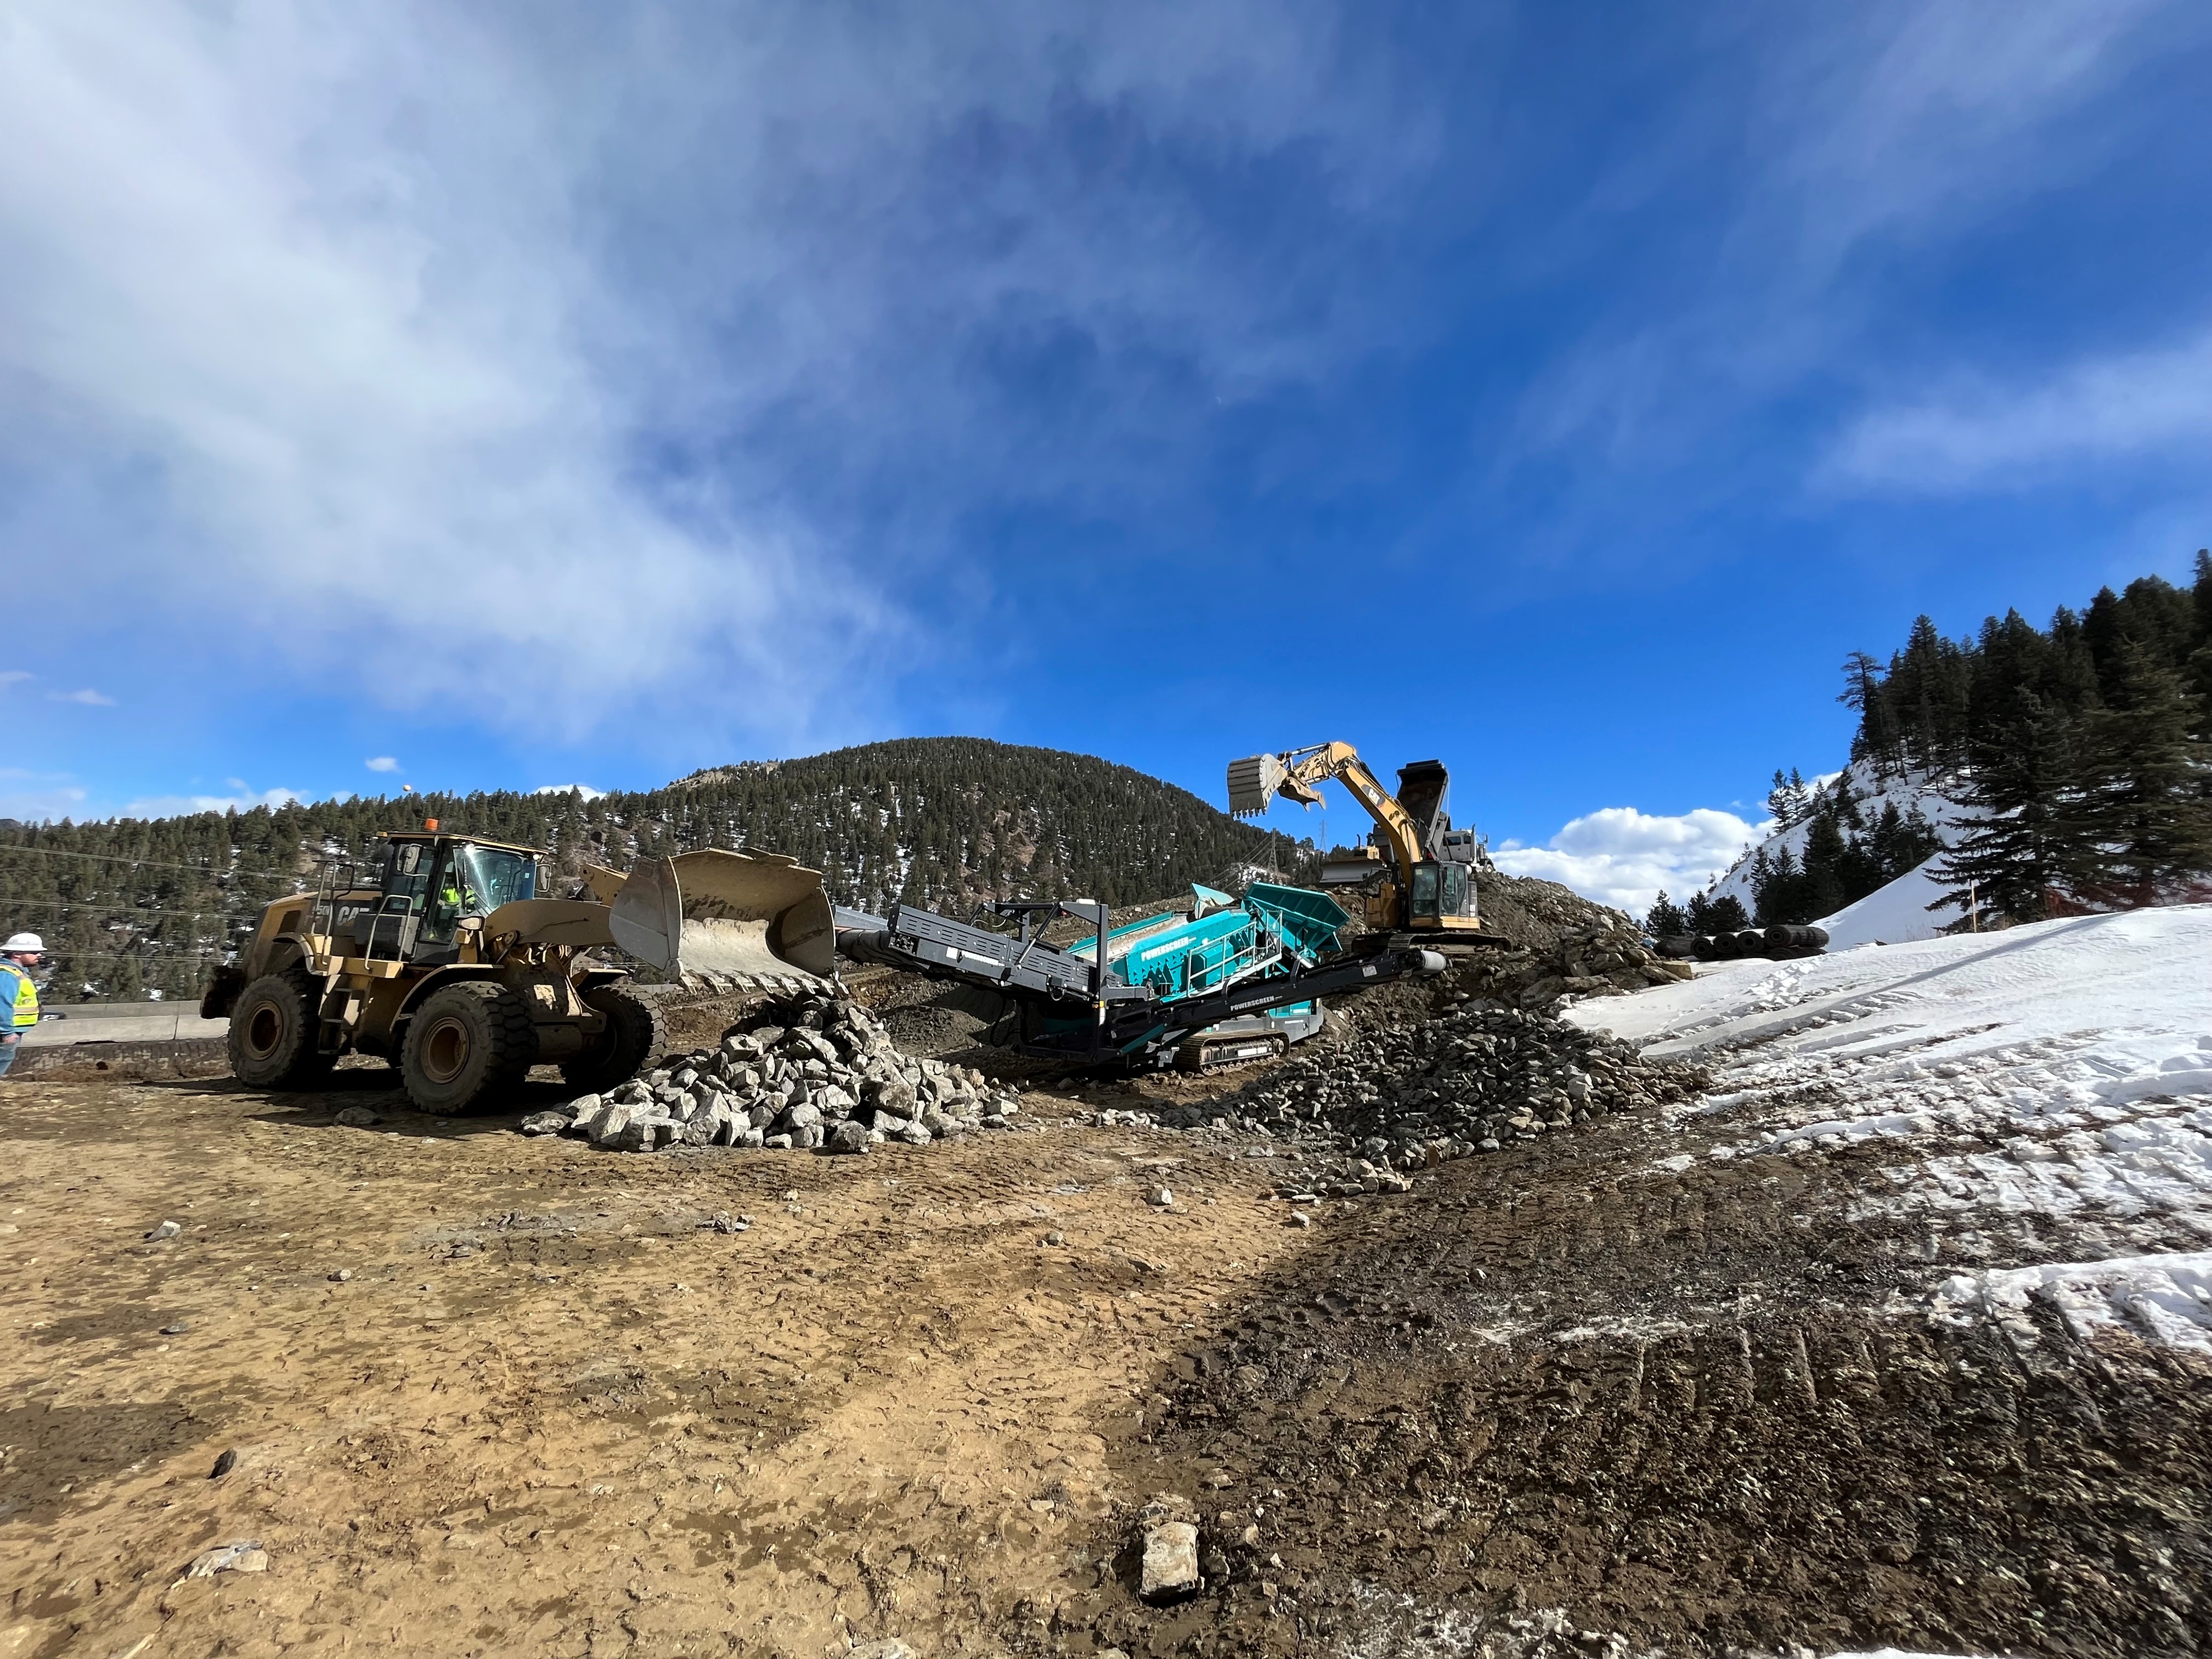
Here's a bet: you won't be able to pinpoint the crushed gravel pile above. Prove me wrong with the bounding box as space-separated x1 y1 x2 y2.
1455 912 1695 1010
1320 866 1693 1012
1092 991 1708 1198
523 990 1023 1154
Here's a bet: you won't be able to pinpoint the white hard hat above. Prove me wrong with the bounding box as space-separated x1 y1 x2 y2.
2 933 44 952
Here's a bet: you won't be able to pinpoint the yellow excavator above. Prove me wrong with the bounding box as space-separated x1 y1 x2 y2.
1227 742 1488 935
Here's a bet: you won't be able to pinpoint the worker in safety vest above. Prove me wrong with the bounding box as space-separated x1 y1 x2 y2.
431 873 482 939
0 933 43 1078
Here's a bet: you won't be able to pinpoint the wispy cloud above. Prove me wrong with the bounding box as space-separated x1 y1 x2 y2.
0 671 31 687
0 2 1435 751
121 784 303 819
364 756 400 773
1510 0 2186 485
49 688 116 706
1493 805 1765 917
0 766 89 822
1826 323 2212 490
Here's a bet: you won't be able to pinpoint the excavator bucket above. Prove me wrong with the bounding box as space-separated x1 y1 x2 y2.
597 849 837 983
1227 753 1288 818
1227 752 1327 817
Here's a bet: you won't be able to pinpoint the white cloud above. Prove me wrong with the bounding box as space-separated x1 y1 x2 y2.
1827 323 2212 490
121 785 303 819
0 671 32 687
364 756 400 772
533 785 606 801
1493 806 1767 918
49 688 115 706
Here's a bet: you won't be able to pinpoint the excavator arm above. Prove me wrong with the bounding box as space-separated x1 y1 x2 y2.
1226 742 1426 885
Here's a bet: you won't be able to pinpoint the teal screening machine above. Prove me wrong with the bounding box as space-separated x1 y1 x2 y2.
836 879 1444 1070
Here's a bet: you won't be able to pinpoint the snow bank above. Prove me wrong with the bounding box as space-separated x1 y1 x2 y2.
1810 855 1951 946
1567 905 2212 1351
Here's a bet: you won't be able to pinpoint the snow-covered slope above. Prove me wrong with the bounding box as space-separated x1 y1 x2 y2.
1569 905 2212 1352
1810 855 1950 946
1702 757 1968 914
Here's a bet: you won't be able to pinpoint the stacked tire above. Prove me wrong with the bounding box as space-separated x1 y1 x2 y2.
1685 924 1828 962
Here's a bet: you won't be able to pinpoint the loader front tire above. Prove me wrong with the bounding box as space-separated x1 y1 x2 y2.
402 981 537 1115
561 983 664 1095
229 966 335 1090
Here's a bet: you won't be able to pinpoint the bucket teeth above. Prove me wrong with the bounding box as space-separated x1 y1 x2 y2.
1226 753 1287 819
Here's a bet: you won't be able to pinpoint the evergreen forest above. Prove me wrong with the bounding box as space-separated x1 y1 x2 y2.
1648 551 2212 936
0 738 1314 1002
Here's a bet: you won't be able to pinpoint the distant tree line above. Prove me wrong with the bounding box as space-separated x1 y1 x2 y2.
1849 552 2212 922
0 738 1313 1001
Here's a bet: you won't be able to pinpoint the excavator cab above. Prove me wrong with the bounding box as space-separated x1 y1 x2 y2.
1408 859 1475 930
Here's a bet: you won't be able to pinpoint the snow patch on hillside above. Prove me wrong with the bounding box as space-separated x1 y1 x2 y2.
1701 757 1969 914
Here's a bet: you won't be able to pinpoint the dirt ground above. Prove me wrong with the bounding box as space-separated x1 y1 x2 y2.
4 1049 2205 1657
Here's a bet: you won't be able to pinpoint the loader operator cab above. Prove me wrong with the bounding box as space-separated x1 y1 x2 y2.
356 834 541 963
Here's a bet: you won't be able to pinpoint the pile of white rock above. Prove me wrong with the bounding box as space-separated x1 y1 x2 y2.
520 990 1024 1154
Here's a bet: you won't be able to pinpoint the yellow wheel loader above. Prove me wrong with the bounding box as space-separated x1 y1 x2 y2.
1226 742 1490 936
203 831 834 1115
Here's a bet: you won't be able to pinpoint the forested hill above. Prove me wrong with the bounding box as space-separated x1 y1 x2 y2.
0 738 1316 1001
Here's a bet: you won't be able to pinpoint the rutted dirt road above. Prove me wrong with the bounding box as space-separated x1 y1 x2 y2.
4 1053 2206 1657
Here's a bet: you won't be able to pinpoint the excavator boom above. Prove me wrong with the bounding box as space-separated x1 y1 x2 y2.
1227 742 1427 884
1225 741 1485 936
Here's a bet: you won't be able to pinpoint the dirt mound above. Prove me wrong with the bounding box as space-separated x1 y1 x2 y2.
1087 994 1707 1211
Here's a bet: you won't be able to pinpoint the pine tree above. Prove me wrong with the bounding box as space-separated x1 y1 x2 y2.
2190 549 2212 731
1839 651 1897 774
1643 891 1688 938
1685 891 1750 935
1935 688 2078 924
2065 643 2212 897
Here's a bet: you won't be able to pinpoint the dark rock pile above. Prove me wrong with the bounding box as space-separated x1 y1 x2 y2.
1454 915 1695 1010
1095 992 1708 1198
524 990 1023 1153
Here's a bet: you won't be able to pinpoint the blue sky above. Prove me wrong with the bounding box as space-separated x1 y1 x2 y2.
3 1 2208 910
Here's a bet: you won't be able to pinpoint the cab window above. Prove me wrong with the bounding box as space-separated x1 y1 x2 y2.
1442 862 1469 917
1411 864 1440 918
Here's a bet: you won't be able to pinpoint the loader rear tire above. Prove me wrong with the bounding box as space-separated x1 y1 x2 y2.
561 984 664 1096
402 981 537 1115
229 966 336 1090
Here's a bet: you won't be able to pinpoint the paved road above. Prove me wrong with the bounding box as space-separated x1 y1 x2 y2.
21 1001 228 1048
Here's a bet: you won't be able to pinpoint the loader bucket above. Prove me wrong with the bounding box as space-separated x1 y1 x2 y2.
603 849 837 981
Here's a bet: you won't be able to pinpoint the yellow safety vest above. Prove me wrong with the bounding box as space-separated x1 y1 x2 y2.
2 964 38 1029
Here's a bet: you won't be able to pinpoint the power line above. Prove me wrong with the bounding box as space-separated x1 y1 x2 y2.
0 896 259 922
0 842 309 881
